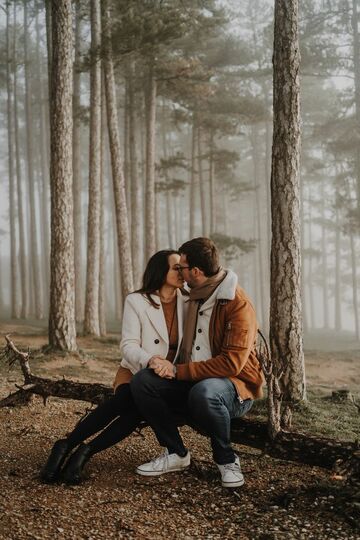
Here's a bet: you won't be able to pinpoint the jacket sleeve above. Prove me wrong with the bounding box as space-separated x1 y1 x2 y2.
120 295 153 373
176 296 257 381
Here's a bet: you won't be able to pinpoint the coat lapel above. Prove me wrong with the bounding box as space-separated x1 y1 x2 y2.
145 296 169 343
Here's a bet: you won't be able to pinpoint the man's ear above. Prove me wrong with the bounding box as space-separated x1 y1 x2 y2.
192 267 203 278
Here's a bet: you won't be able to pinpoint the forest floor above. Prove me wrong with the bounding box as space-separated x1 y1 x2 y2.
0 320 359 540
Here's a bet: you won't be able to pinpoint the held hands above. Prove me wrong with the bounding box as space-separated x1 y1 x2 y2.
148 356 175 379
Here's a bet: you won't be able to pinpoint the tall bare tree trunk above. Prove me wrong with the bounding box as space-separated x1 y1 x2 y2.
128 60 142 286
252 124 267 330
73 0 84 323
99 82 107 336
24 0 44 319
84 0 102 336
209 131 216 234
48 0 77 351
6 2 20 319
145 64 157 259
102 0 133 299
35 9 50 310
334 204 342 331
13 3 29 319
269 0 305 436
197 126 208 236
320 177 329 329
189 115 197 238
351 0 360 218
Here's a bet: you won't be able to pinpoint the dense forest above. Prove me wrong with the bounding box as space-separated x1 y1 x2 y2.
0 0 359 342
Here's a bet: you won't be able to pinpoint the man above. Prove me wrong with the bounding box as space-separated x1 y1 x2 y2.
130 237 264 488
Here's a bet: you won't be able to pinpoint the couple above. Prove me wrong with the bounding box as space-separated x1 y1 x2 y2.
41 237 264 488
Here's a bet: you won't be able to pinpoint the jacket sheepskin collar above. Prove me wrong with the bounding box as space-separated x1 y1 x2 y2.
214 269 238 301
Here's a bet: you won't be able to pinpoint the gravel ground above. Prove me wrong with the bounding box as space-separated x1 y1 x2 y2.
0 398 359 540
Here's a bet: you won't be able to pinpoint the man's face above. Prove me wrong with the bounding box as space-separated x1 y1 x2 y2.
178 254 197 288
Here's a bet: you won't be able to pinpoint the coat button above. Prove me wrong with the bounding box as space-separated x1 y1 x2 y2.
196 346 200 350
199 311 203 316
154 339 160 344
197 328 202 333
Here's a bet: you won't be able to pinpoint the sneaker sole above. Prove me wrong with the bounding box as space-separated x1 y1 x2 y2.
136 465 190 477
222 478 245 488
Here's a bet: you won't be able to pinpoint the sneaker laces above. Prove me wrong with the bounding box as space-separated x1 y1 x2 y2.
223 462 241 473
150 449 169 470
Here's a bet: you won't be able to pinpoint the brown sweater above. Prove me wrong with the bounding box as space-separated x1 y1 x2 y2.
161 297 178 363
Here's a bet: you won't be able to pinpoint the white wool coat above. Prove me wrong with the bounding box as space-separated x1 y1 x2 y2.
120 289 187 374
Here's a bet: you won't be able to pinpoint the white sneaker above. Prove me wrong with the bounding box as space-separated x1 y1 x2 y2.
136 449 190 476
216 456 244 488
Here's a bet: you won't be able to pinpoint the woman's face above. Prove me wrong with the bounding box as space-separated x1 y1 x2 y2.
165 253 184 289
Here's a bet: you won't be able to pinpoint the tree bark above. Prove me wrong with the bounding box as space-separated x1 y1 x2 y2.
6 1 20 319
102 0 133 299
321 177 329 329
24 0 44 319
73 0 84 324
270 0 306 431
334 203 342 331
144 64 157 260
128 60 142 287
84 0 102 336
13 3 29 319
35 9 50 307
48 0 77 352
99 79 107 337
209 131 216 234
351 0 360 218
189 114 197 238
197 126 209 236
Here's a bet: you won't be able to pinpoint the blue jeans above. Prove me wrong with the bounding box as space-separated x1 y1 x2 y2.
130 369 253 465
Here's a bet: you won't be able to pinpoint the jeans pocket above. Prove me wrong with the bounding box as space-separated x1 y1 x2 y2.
232 398 253 418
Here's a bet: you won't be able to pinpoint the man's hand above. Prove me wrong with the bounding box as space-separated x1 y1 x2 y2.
149 357 175 379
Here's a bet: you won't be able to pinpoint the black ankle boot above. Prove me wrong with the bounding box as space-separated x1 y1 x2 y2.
40 439 71 484
62 443 93 485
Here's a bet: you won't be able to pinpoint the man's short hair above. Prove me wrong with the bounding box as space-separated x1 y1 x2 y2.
179 237 220 277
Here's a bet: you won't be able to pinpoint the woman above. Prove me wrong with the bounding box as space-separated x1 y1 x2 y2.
40 250 186 485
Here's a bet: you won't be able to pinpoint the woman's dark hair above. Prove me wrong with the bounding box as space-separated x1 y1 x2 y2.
134 249 179 308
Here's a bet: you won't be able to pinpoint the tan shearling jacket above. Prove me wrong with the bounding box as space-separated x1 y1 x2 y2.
176 270 264 400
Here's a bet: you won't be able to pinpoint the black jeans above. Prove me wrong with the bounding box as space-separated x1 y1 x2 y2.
66 383 142 454
130 369 253 464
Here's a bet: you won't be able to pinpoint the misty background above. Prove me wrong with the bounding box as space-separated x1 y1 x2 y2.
0 0 359 343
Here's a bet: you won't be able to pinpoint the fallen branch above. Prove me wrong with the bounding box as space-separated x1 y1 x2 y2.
1 335 359 479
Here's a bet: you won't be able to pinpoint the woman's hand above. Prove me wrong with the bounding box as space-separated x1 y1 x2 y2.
149 357 175 379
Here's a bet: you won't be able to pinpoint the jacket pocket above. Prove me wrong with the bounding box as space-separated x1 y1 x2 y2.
225 323 249 349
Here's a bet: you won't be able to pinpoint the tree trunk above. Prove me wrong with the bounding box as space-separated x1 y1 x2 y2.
84 0 102 336
128 60 142 287
351 0 360 218
307 186 315 328
35 9 50 310
189 114 197 238
334 204 342 331
73 0 84 324
102 0 133 299
197 126 208 236
99 83 107 337
6 1 20 319
24 0 44 319
13 3 29 319
270 0 305 432
144 64 157 260
209 131 216 234
48 0 77 352
321 177 329 329
252 124 267 329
